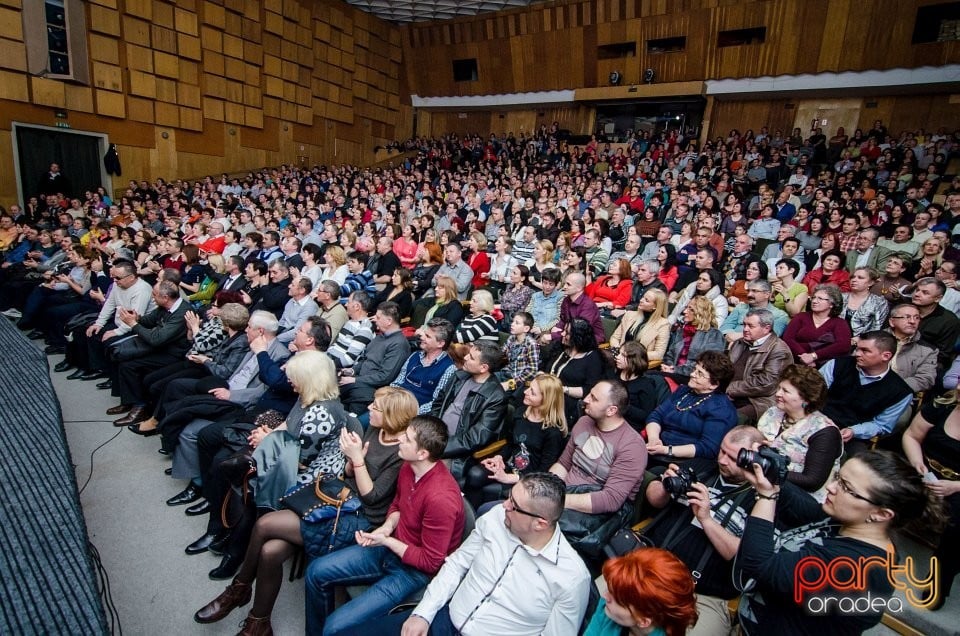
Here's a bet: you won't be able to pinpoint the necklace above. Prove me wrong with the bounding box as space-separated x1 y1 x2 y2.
675 391 712 412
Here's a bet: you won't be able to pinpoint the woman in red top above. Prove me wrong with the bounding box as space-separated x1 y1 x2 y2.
802 249 851 294
657 243 680 293
392 224 420 270
782 283 853 367
586 258 634 313
465 231 490 290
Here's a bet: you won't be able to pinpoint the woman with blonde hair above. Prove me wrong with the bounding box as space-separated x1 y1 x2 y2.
463 373 568 509
319 245 349 285
339 229 357 251
422 274 465 328
194 385 418 633
453 289 498 344
526 239 558 289
609 288 670 363
906 237 944 280
661 296 724 378
187 253 227 308
466 231 490 289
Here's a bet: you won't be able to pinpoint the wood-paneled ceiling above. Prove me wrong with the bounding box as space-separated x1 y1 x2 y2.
345 0 541 23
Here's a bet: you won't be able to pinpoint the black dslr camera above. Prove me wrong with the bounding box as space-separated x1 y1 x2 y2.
662 466 699 497
737 446 789 485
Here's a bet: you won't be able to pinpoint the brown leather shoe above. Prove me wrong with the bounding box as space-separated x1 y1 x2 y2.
237 612 273 636
113 406 148 427
193 579 252 624
105 404 131 416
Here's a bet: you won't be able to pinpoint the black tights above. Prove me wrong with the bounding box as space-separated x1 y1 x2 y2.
235 509 303 618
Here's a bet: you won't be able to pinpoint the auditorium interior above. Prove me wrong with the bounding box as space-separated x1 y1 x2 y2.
0 0 959 634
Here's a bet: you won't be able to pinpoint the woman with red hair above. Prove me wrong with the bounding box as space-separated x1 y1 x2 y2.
584 547 698 636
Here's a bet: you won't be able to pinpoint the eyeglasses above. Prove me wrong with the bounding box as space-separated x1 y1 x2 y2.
690 367 710 379
368 403 381 412
890 314 920 321
507 494 546 521
811 296 832 303
831 470 880 506
111 273 132 281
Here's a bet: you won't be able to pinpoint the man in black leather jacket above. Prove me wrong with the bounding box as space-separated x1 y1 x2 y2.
431 340 508 483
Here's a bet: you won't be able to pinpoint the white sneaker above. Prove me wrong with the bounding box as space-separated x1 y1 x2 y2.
1 308 22 318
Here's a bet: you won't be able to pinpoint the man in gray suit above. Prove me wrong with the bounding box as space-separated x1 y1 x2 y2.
276 277 319 344
339 301 410 415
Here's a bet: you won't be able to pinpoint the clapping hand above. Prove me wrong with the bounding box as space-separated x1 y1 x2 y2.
117 307 138 327
184 310 201 333
339 428 367 465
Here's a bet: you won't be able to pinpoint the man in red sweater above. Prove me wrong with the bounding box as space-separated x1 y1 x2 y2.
304 415 465 636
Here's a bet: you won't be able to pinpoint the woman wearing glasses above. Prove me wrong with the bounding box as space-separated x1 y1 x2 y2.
193 386 419 630
645 351 738 474
734 450 945 633
902 390 960 610
782 284 852 367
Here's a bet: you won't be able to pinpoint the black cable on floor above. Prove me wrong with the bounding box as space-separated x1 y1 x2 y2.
88 541 122 635
77 429 122 495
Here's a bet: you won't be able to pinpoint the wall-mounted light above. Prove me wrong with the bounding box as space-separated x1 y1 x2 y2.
228 127 236 135
161 131 169 139
54 110 70 129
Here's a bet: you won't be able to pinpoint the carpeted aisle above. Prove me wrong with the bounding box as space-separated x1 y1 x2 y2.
0 317 107 634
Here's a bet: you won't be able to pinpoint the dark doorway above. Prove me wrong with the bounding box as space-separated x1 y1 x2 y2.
594 98 706 142
15 126 105 203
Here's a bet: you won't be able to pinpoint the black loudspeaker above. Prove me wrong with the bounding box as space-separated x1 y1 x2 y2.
643 68 655 84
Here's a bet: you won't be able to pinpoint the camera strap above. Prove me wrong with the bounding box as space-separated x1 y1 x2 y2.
655 478 753 582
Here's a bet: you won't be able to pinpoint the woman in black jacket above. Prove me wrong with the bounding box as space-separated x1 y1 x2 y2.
611 341 670 432
372 267 414 321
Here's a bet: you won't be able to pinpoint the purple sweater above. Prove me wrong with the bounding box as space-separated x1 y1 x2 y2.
556 417 648 513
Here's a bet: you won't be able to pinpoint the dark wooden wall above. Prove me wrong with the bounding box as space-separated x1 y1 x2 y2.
402 0 960 97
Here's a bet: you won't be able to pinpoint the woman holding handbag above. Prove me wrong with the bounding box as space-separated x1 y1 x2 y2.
193 385 419 632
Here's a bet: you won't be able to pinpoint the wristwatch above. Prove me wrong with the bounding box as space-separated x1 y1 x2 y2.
667 445 674 458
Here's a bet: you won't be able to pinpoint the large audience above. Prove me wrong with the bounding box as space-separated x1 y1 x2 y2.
2 120 959 636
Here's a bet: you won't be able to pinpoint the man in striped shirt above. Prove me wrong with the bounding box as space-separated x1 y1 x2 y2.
326 290 374 371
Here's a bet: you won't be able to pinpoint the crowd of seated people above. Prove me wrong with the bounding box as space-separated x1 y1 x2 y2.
1 119 959 633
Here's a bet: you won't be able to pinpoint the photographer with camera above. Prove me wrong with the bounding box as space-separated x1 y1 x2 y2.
639 425 768 636
734 449 946 635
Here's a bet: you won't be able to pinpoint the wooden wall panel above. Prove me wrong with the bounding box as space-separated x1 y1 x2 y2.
403 0 960 98
417 105 595 138
707 94 960 142
708 98 797 141
0 0 404 203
